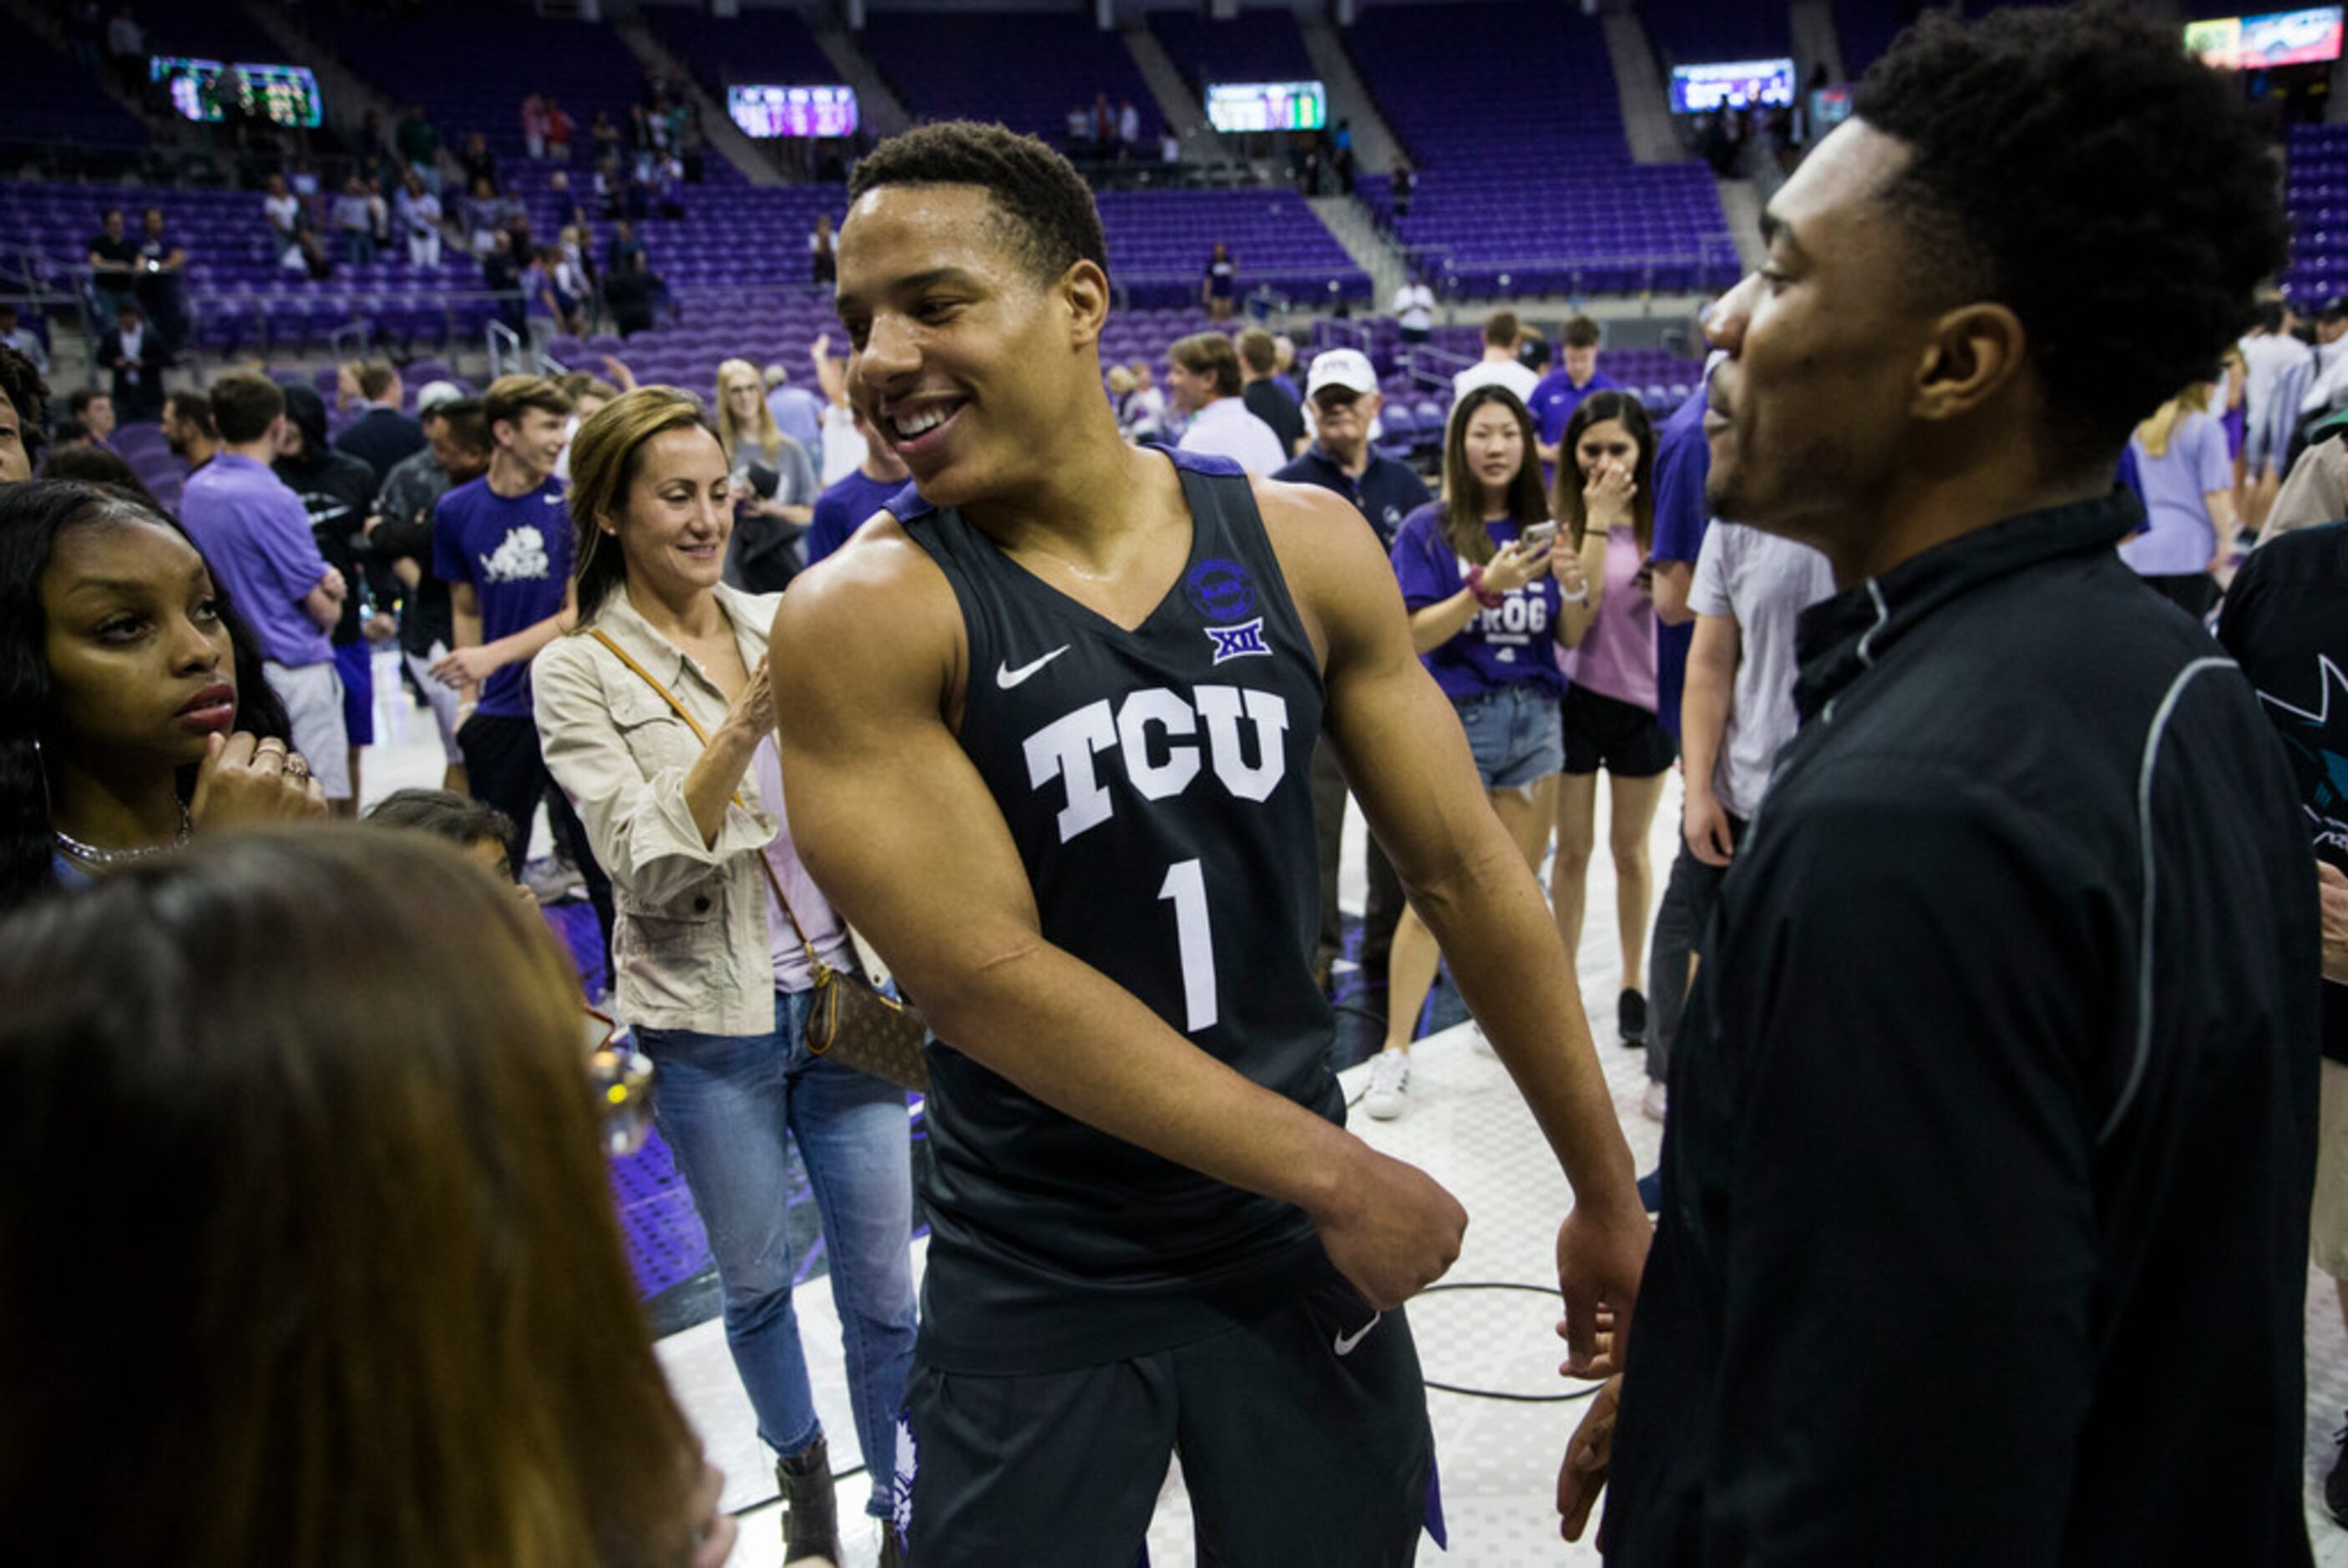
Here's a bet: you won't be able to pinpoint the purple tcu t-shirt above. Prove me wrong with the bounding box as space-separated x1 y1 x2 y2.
1391 501 1566 701
433 474 573 718
177 452 335 668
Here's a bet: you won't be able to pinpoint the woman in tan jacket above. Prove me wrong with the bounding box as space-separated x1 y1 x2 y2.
533 387 916 1568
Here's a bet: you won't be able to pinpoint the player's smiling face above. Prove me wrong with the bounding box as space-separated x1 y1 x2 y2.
835 183 1092 511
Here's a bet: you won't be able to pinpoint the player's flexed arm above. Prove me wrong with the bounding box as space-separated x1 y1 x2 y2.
771 520 1466 1310
1256 479 1651 1370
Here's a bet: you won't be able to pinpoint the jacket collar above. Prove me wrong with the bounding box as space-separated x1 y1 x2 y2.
593 580 771 706
1793 488 2143 723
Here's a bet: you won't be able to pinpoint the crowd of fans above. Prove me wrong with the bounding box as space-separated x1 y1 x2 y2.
2 8 2348 1566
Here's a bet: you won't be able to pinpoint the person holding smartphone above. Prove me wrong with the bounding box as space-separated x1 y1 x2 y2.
1369 385 1582 1119
1548 391 1675 1058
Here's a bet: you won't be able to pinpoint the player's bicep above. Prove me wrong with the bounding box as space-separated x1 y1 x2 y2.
770 564 1043 1017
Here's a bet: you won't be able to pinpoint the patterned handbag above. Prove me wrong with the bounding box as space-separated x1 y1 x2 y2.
588 630 931 1091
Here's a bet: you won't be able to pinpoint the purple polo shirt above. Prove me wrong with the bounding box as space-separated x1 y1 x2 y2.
1527 368 1623 448
178 452 334 668
1391 502 1567 701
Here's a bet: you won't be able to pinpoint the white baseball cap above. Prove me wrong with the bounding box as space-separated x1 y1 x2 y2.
1304 348 1379 400
416 379 465 413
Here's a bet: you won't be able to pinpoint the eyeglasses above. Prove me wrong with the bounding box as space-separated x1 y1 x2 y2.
584 1008 656 1157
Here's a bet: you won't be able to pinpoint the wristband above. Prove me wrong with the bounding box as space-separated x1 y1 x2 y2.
1465 564 1505 609
1561 583 1590 604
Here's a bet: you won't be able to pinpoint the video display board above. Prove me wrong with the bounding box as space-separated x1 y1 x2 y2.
1668 58 1796 114
1205 81 1328 134
151 57 323 129
726 84 859 139
2188 7 2345 69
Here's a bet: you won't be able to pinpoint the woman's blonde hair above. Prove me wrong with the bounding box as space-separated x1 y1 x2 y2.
1106 365 1137 396
567 385 724 625
2135 381 2214 459
713 357 779 462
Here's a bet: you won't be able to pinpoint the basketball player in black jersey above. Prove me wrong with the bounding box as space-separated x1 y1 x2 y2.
772 123 1648 1565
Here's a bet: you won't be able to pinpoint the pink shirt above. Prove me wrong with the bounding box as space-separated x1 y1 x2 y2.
748 736 856 993
1560 529 1659 712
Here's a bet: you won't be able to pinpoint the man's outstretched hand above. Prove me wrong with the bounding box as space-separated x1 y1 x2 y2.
1556 1200 1649 1376
1559 1373 1623 1542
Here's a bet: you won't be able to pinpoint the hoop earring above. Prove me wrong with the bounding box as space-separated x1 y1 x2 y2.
29 732 53 823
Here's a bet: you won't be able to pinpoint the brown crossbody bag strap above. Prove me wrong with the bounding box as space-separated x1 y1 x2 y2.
585 628 832 978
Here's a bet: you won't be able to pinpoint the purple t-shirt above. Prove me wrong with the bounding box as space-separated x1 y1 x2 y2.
178 452 334 668
1526 368 1623 448
1561 529 1659 713
1391 502 1566 701
1647 372 1713 735
433 474 573 718
807 469 908 566
2118 412 2232 577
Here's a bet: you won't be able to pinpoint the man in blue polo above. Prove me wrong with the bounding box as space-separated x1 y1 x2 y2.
1276 346 1432 1012
178 371 350 799
1530 316 1621 471
1274 348 1428 549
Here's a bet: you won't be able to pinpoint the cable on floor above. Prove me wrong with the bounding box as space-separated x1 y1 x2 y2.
1414 1281 1614 1405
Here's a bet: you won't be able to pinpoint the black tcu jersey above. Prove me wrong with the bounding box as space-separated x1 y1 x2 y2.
902 449 1344 1374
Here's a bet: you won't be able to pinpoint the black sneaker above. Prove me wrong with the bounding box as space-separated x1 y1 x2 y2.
2326 1418 2348 1526
1619 988 1648 1049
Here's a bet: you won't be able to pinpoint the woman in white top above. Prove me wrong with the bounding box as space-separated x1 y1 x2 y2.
2119 381 2237 619
532 388 917 1567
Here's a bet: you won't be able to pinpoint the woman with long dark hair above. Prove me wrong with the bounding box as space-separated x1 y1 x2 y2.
0 827 736 1567
533 387 918 1566
0 481 316 910
1547 390 1675 1055
1369 384 1585 1120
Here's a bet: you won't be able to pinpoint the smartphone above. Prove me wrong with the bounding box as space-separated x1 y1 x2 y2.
1521 521 1559 551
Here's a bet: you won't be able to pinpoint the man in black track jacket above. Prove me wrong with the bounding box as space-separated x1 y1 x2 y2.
1569 11 2325 1565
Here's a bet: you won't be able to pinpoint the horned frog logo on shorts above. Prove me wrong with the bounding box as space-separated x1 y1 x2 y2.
481 525 553 584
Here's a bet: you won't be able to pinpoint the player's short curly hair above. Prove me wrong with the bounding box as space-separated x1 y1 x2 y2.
0 345 49 468
847 120 1109 286
1853 5 2288 462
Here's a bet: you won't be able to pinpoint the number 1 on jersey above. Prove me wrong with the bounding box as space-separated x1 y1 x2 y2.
1158 858 1218 1032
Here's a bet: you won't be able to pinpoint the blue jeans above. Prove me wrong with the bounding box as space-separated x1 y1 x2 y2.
637 987 918 1518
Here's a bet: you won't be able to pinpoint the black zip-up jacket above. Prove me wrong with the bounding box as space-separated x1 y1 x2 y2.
1605 492 2320 1566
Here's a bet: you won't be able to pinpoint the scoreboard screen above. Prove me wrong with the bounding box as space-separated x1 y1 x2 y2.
2188 7 2344 69
726 85 859 139
151 58 323 129
1205 81 1328 134
1668 58 1796 114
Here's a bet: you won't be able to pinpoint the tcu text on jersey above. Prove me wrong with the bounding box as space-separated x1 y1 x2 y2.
1023 684 1291 844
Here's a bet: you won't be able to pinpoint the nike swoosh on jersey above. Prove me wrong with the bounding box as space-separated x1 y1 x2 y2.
996 646 1072 690
1333 1311 1383 1358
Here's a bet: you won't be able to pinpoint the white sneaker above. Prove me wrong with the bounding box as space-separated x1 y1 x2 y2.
1641 1081 1668 1124
1364 1048 1411 1120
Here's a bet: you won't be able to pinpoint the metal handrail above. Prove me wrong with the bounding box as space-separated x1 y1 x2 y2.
485 319 523 381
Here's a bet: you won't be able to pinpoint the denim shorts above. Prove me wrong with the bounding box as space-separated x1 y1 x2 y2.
1454 682 1566 789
